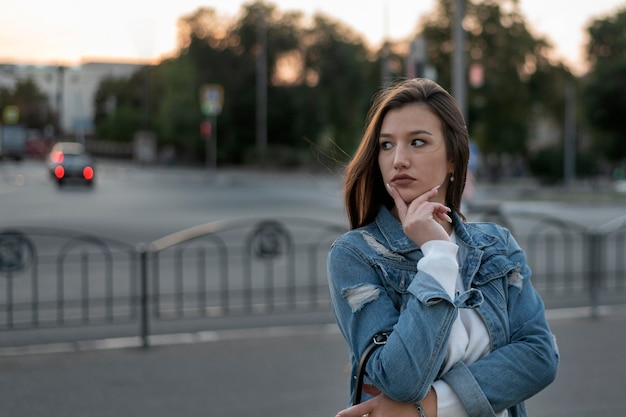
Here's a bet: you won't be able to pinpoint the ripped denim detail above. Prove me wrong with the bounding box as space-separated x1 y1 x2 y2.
343 285 381 312
362 232 405 262
508 271 524 289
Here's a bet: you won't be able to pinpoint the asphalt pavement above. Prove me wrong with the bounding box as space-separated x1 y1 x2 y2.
1 306 626 417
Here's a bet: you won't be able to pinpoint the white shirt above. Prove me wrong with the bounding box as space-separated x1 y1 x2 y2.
418 233 507 417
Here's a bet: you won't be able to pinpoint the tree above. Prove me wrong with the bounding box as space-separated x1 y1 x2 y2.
172 1 379 165
93 67 156 143
153 55 202 159
419 0 570 161
300 13 379 157
582 7 626 164
2 79 55 130
87 0 579 174
176 3 299 163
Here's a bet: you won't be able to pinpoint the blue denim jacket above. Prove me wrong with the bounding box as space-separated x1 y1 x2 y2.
327 206 559 417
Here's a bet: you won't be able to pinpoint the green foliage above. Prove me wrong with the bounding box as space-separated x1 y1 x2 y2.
528 147 598 184
96 104 142 142
153 56 203 159
528 148 562 184
173 1 379 165
88 0 584 174
583 7 626 163
94 68 157 142
1 78 55 129
420 0 575 159
301 14 378 156
88 1 385 165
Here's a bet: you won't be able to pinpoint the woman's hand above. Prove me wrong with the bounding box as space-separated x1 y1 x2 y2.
335 388 438 417
386 184 452 247
335 394 420 417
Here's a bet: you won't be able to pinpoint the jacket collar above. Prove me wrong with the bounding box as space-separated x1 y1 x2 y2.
374 206 419 253
452 212 499 249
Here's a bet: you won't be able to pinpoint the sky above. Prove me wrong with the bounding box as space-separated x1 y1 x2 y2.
1 0 625 75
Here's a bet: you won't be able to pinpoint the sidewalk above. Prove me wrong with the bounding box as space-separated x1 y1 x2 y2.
527 307 626 417
1 307 625 417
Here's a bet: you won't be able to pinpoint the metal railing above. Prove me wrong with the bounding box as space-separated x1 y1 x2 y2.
1 211 625 347
0 218 345 347
0 228 139 330
467 207 626 315
141 218 345 346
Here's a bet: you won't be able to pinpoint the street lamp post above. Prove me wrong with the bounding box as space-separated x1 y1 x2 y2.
256 12 268 165
56 66 65 136
452 0 467 122
564 83 577 187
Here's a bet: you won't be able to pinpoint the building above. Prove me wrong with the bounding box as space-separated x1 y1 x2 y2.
0 61 144 136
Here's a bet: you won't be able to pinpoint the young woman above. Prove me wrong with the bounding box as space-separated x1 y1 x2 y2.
327 78 558 417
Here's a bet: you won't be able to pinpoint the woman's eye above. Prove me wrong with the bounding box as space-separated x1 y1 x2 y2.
411 139 426 147
380 141 392 150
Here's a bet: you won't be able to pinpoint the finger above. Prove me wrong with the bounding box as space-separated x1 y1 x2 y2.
335 400 374 417
409 185 442 209
385 183 408 220
433 205 452 223
435 211 453 223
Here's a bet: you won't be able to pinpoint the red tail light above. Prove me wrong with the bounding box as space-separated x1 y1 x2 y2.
83 166 94 180
54 166 65 179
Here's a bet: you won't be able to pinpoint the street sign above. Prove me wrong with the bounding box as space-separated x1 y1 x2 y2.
200 120 212 138
200 84 223 117
0 232 33 273
2 105 19 124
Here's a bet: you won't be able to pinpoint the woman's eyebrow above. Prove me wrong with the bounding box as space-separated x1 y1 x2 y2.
407 129 433 136
379 129 433 138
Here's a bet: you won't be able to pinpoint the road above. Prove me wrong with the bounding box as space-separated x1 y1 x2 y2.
3 158 626 236
3 159 625 242
2 308 626 417
0 159 346 244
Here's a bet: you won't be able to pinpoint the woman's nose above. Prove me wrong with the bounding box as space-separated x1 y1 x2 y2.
393 147 409 169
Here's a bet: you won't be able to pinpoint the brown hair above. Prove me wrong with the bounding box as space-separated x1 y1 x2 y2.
344 78 469 230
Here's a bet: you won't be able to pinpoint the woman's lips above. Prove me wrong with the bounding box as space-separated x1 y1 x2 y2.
391 175 415 186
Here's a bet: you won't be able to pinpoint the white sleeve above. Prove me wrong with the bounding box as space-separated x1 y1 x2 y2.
417 240 459 299
432 380 469 417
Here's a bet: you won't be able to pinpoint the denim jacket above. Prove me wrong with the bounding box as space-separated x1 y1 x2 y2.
327 206 559 417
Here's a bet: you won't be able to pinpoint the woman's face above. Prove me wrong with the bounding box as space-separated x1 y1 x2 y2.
378 103 453 205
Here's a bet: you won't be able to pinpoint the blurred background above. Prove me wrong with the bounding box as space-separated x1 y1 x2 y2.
2 1 626 416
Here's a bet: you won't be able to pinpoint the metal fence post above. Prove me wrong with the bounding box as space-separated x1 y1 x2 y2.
138 245 150 348
586 231 603 318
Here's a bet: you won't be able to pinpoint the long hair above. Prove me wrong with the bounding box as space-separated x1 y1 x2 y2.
344 78 470 230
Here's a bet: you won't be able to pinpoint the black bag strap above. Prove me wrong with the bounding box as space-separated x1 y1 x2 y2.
352 332 389 405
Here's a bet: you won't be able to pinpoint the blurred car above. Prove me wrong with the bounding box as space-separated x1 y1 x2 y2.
46 142 95 186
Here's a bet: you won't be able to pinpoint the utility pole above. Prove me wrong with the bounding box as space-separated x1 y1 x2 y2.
452 0 467 121
256 11 268 166
381 0 391 86
381 42 392 86
564 83 577 187
56 66 65 137
408 37 427 78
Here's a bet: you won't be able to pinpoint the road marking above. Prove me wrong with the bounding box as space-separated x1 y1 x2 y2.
2 306 626 358
0 323 341 357
545 304 626 320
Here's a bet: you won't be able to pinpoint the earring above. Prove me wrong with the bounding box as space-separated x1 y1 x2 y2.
449 174 455 182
